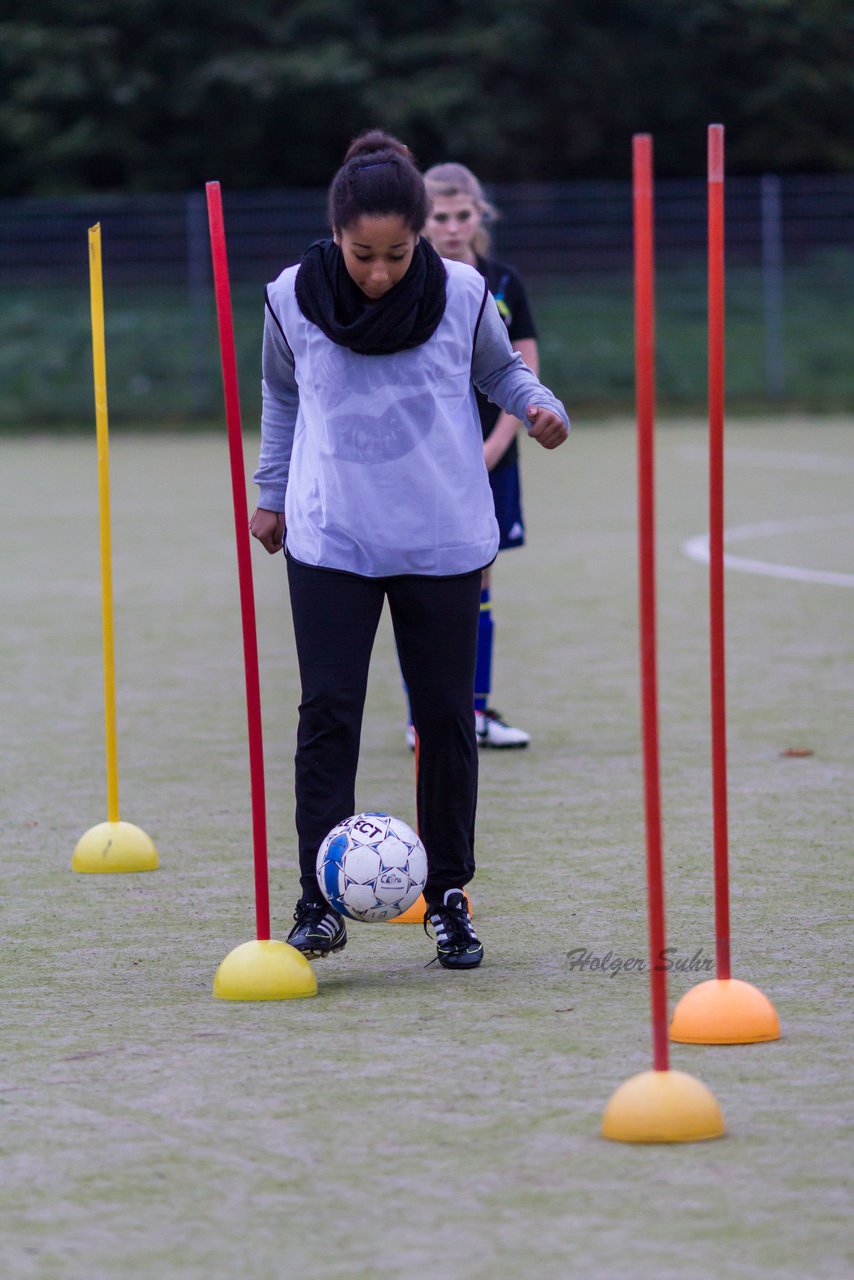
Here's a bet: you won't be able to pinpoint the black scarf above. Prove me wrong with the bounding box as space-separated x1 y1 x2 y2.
294 237 446 355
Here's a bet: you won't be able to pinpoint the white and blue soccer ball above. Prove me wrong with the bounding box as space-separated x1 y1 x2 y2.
316 812 428 922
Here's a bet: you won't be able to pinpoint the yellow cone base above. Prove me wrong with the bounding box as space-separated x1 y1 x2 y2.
72 820 159 873
602 1068 725 1144
387 889 472 924
213 939 317 1001
670 977 781 1044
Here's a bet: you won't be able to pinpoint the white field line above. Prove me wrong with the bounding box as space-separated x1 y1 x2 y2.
683 513 854 588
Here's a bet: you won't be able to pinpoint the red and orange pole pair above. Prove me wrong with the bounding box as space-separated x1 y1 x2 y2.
604 126 778 1143
602 134 724 1144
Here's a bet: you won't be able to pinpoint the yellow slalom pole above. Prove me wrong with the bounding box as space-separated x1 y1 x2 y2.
71 226 158 873
88 224 120 824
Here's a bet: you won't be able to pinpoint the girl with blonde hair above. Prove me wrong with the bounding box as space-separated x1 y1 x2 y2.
420 161 541 749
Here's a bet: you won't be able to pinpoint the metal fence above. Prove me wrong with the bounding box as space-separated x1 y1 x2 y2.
1 173 852 423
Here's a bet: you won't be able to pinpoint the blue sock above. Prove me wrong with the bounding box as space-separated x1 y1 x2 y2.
474 588 493 714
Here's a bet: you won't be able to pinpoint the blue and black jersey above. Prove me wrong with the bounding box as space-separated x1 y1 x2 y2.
474 256 538 473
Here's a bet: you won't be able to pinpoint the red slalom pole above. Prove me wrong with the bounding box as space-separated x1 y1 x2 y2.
206 181 271 942
633 134 669 1073
707 124 731 979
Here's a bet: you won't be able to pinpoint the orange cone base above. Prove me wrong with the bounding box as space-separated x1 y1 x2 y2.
602 1069 725 1144
387 889 472 924
213 939 317 1001
670 978 781 1045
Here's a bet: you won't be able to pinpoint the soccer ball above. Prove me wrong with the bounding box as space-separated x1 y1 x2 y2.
316 812 428 922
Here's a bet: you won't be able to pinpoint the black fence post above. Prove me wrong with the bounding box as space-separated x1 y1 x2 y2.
760 174 785 401
186 190 214 418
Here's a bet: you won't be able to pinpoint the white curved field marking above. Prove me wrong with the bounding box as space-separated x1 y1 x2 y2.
683 513 854 588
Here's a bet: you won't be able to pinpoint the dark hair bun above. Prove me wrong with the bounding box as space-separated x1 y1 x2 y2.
343 130 412 165
328 130 427 233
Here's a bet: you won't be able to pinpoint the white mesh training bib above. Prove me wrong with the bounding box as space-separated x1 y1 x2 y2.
267 259 499 577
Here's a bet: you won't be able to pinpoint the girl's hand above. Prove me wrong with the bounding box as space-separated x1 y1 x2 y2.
526 405 568 450
250 507 285 554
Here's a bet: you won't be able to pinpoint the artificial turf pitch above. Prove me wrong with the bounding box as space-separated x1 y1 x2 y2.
1 417 851 1279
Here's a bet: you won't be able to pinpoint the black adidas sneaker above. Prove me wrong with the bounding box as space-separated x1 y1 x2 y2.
287 900 347 959
424 890 483 969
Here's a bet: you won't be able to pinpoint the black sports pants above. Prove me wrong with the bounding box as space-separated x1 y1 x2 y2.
286 554 482 905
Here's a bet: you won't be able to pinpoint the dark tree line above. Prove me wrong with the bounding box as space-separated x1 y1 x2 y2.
1 0 851 195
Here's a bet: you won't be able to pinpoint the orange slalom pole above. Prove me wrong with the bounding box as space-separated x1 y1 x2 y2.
633 134 669 1073
707 123 731 980
667 125 779 1047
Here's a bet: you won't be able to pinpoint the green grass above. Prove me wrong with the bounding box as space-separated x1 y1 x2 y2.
1 419 852 1278
2 249 853 428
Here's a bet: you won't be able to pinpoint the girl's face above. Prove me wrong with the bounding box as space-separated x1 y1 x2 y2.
425 193 482 263
335 214 418 300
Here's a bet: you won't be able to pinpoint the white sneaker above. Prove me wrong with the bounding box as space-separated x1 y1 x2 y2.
405 723 417 751
475 708 530 749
